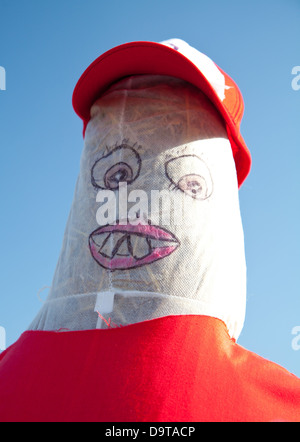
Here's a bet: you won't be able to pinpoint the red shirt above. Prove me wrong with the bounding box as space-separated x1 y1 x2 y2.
0 315 299 422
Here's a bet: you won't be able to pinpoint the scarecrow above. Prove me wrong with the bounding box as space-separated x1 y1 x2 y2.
0 39 299 422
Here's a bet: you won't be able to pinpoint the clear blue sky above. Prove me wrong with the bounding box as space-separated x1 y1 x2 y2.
0 0 299 376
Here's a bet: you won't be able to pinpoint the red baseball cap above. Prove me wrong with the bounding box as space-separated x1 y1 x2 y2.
72 39 251 187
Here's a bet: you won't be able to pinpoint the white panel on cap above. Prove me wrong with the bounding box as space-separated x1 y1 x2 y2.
160 38 227 101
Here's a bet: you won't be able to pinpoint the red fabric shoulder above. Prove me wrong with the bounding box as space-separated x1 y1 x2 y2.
0 315 299 422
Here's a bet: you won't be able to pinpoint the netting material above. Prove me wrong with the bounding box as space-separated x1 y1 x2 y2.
29 75 247 340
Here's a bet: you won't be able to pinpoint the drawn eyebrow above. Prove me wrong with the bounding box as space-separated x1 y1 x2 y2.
96 140 143 160
97 144 115 158
164 145 190 160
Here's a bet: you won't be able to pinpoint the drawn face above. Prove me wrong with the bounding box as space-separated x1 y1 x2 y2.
88 141 214 271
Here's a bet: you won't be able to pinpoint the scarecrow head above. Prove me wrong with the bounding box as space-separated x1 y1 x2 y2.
29 39 251 341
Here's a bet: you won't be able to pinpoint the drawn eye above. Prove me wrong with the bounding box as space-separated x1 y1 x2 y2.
104 163 133 189
177 174 207 198
165 155 213 200
91 144 141 190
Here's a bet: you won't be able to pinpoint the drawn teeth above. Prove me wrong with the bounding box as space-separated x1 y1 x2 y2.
92 232 111 248
148 238 176 249
129 235 152 259
97 232 127 258
92 231 177 260
114 235 132 257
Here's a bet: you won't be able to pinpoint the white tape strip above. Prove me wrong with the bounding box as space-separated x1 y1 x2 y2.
94 292 115 328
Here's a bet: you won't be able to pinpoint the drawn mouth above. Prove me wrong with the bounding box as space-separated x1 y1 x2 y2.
89 222 180 270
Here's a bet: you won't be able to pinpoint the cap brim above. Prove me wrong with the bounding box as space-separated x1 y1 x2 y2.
72 41 251 187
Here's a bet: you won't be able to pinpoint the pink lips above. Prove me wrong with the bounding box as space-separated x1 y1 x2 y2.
89 222 180 270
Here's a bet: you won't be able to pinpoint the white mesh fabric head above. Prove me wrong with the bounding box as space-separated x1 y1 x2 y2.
29 75 247 340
